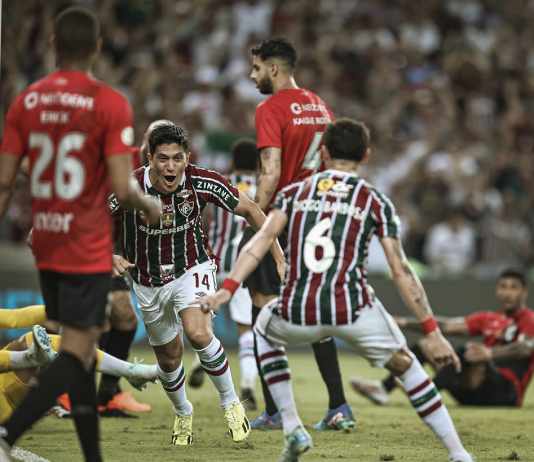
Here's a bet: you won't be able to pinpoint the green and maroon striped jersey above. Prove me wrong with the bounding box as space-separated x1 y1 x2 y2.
111 164 240 287
272 169 400 326
207 172 256 273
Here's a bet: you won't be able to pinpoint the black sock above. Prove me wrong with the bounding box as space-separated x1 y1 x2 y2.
311 338 347 410
69 361 102 462
382 343 429 393
97 327 136 405
252 304 278 416
3 352 75 445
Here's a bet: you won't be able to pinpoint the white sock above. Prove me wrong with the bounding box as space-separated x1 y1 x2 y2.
194 336 238 408
158 364 193 416
399 357 469 458
256 333 302 434
0 350 35 371
98 352 158 381
238 330 257 390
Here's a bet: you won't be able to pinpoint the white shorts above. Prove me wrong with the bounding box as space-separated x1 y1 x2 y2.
219 273 252 326
255 297 407 367
133 260 217 346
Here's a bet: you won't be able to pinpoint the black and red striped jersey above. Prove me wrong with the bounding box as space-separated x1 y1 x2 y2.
207 172 256 273
111 164 240 286
272 169 400 326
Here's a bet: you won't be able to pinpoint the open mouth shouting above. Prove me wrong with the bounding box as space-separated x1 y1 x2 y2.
163 175 177 186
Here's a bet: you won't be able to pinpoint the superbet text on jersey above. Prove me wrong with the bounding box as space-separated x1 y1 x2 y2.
255 88 334 206
1 70 134 273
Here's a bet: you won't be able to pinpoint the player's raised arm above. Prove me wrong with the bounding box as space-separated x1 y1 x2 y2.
199 209 287 312
106 154 161 224
255 147 281 211
381 236 461 371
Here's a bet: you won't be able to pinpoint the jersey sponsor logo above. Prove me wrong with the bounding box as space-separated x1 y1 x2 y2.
292 116 332 126
121 127 134 146
317 179 354 198
24 91 94 111
195 180 231 201
289 102 328 115
293 198 365 219
161 212 175 227
160 264 174 282
176 189 192 199
178 200 194 218
40 111 70 124
33 212 74 233
138 220 194 235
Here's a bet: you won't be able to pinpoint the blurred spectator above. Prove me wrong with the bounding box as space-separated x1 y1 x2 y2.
424 207 476 276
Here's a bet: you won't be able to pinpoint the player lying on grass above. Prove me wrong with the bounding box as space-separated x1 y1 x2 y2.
0 326 157 423
351 268 534 407
199 118 474 462
111 121 285 445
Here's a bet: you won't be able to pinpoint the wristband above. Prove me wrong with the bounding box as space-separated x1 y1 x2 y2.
221 278 240 295
421 317 439 335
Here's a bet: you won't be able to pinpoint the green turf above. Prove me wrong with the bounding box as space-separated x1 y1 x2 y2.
18 349 534 462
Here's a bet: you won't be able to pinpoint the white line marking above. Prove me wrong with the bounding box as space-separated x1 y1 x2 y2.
11 447 51 462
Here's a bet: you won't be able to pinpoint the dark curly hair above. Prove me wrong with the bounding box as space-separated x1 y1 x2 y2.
148 123 189 154
250 38 297 69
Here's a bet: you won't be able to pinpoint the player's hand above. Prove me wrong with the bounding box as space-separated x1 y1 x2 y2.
420 330 461 372
464 342 492 363
141 196 162 225
198 290 232 314
112 254 134 277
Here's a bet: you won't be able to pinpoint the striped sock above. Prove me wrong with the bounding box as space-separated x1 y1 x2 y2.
195 337 238 408
238 330 257 390
158 364 193 416
256 333 302 434
400 358 468 458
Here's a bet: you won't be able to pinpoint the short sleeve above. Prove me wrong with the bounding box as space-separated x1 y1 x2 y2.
192 167 240 212
465 312 489 336
255 101 282 150
1 96 25 157
99 88 134 157
371 189 401 239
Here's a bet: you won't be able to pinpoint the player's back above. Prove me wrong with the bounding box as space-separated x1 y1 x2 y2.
208 172 256 273
256 88 333 198
4 70 133 273
275 169 400 325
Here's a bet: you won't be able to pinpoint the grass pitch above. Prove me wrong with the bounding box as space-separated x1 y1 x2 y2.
18 349 534 462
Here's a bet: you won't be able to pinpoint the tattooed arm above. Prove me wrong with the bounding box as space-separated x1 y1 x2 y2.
381 236 461 371
255 147 281 211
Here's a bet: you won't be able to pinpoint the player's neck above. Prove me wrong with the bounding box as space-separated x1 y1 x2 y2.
57 61 92 73
326 159 360 174
274 75 299 93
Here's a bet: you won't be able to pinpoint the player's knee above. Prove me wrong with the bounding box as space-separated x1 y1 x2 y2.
185 327 212 349
157 354 181 372
386 349 413 376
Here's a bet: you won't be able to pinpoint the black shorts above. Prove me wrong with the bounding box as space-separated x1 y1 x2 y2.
435 348 518 406
39 270 111 328
238 226 283 296
111 275 130 292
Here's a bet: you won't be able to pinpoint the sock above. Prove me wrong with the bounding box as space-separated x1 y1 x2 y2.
194 336 238 408
399 357 468 458
383 343 428 393
97 351 156 382
0 350 37 372
256 332 302 434
68 362 102 462
311 338 346 409
98 327 136 404
158 363 193 416
252 305 278 416
238 330 257 390
0 306 46 329
2 351 75 445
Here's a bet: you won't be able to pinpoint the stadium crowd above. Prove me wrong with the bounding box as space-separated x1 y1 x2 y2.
2 0 534 278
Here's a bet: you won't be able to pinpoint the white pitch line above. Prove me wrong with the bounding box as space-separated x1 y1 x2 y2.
11 447 50 462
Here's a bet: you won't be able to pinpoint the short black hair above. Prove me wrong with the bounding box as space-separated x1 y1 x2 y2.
498 268 527 287
149 123 189 154
322 118 370 162
250 38 297 69
54 6 100 62
232 139 259 171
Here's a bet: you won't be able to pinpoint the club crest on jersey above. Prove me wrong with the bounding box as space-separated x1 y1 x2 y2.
178 200 194 217
317 179 354 198
161 212 174 227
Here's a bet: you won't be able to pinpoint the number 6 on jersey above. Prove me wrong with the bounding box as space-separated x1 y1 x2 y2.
304 217 335 273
